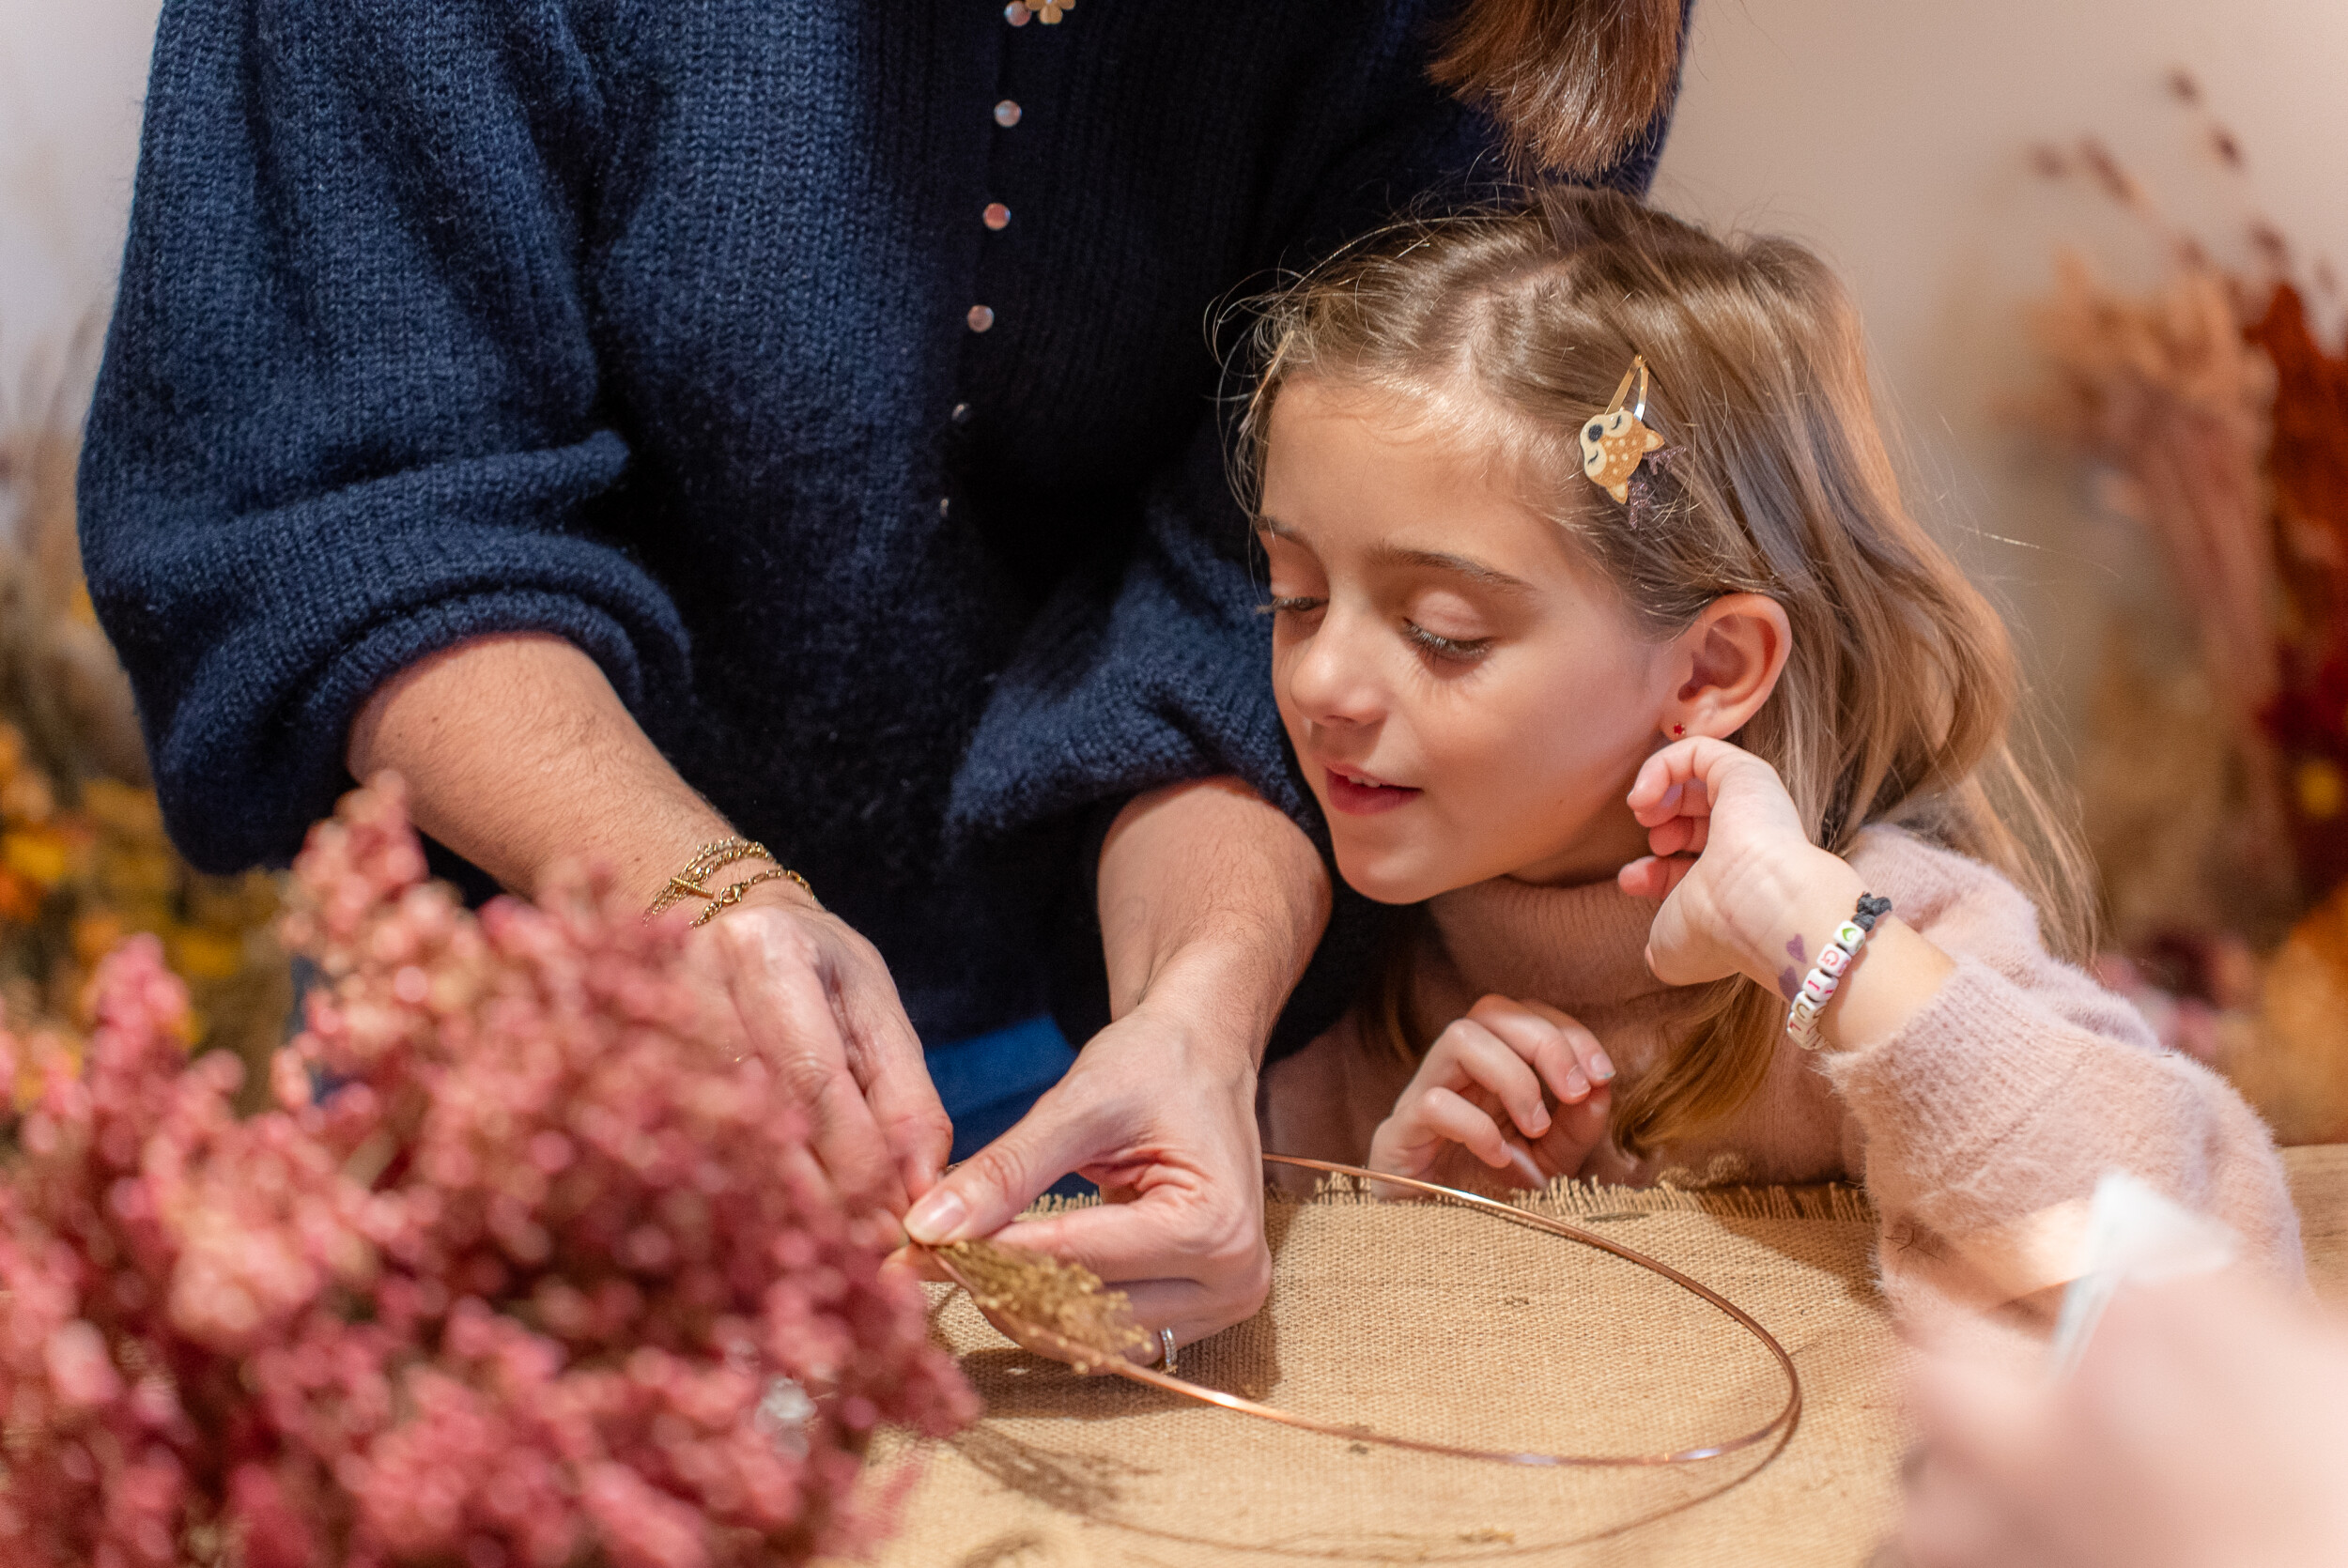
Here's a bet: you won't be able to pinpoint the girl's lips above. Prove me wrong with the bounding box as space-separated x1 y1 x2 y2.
1324 767 1423 816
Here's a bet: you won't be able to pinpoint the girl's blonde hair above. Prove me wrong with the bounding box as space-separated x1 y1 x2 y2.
1240 186 2095 1159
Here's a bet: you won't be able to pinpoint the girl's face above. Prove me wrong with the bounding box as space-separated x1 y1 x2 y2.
1259 378 1678 903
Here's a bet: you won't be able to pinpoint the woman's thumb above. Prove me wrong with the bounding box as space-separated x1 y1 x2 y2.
904 1094 1093 1246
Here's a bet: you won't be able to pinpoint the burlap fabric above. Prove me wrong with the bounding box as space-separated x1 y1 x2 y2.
849 1147 2348 1568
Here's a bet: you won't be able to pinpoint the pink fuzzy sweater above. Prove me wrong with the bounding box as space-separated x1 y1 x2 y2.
1261 827 2305 1316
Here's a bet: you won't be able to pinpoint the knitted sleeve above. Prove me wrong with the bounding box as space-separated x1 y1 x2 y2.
947 14 1687 1053
78 0 686 874
1824 831 2305 1325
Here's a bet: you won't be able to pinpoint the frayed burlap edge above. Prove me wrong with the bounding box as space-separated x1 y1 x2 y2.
1027 1172 1876 1225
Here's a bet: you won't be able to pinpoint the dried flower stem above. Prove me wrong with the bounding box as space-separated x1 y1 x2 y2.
932 1237 1151 1374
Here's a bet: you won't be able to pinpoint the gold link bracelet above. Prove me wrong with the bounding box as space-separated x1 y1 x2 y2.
687 866 816 927
645 838 818 924
645 837 770 919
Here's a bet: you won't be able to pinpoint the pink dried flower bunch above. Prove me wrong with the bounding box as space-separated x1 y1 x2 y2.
0 776 974 1568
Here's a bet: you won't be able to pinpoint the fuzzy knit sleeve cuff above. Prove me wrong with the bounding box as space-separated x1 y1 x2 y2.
1822 861 2304 1305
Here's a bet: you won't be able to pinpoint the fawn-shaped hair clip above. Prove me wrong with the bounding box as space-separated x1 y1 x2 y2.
1580 354 1669 505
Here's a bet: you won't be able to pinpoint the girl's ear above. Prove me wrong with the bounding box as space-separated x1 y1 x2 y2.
1662 593 1791 740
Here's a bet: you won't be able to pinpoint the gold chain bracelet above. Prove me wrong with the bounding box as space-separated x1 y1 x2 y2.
646 837 771 917
687 866 816 927
645 838 818 925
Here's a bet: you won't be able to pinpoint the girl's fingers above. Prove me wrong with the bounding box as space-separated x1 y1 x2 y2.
1563 1084 1611 1142
1617 855 1665 900
1618 854 1696 902
1628 736 1784 827
1531 1084 1612 1173
1645 814 1698 857
1626 739 1716 819
1408 1086 1516 1169
1471 995 1604 1100
1630 771 1711 829
1423 1018 1557 1130
1515 999 1616 1089
1644 817 1710 864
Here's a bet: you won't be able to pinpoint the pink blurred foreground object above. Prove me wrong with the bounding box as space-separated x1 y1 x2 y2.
0 776 974 1567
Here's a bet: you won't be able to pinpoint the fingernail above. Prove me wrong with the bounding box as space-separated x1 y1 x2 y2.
905 1189 967 1245
1524 1107 1552 1136
1590 1052 1615 1083
1563 1067 1589 1100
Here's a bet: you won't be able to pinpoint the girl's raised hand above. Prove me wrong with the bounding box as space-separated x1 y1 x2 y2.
1367 995 1615 1193
1619 736 1861 992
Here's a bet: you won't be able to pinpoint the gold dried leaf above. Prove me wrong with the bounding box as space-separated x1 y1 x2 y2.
939 1237 1151 1368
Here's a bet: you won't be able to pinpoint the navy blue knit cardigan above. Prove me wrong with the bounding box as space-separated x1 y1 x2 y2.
82 0 1673 1049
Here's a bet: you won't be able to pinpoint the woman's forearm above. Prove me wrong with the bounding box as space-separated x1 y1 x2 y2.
347 633 732 903
1095 777 1333 1058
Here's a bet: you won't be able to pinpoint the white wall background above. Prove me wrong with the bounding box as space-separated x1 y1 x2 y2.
1649 0 2348 738
0 0 159 416
4 0 2346 738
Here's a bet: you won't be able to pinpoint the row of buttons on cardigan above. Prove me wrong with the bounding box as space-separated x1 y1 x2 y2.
968 120 1016 326
950 56 1030 515
943 399 976 514
968 95 1022 333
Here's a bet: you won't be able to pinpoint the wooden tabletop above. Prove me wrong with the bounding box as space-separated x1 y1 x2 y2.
2286 1144 2348 1299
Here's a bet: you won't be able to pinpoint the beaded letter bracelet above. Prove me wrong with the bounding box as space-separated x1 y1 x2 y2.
1784 893 1893 1051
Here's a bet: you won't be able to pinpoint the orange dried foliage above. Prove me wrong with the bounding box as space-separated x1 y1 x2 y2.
2248 284 2348 610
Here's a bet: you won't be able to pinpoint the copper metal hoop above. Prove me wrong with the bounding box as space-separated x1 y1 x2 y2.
930 1152 1803 1469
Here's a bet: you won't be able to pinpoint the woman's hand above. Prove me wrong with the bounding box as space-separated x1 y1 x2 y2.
1619 736 1953 1051
907 990 1272 1358
348 633 954 1219
687 875 952 1219
903 778 1330 1362
1367 995 1614 1192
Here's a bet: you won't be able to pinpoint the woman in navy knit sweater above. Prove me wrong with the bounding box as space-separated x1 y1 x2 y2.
81 0 1685 1352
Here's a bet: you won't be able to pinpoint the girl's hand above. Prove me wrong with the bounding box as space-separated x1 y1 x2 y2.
1618 736 1860 992
1620 736 1954 1051
1367 996 1615 1193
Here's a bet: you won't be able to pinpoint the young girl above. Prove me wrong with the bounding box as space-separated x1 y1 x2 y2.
1246 187 2302 1322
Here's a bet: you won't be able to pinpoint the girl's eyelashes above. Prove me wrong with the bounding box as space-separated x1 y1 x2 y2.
1257 587 1489 661
1403 621 1491 663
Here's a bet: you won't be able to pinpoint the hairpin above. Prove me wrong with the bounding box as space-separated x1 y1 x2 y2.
1622 442 1684 529
1580 354 1668 505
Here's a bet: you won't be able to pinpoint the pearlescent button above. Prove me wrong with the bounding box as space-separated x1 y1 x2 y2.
939 497 953 518
951 402 973 424
982 202 1011 231
1004 2 1029 23
967 304 996 332
994 100 1022 128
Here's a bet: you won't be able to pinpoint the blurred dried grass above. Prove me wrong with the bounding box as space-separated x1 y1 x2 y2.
2029 88 2348 1144
0 335 286 1097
